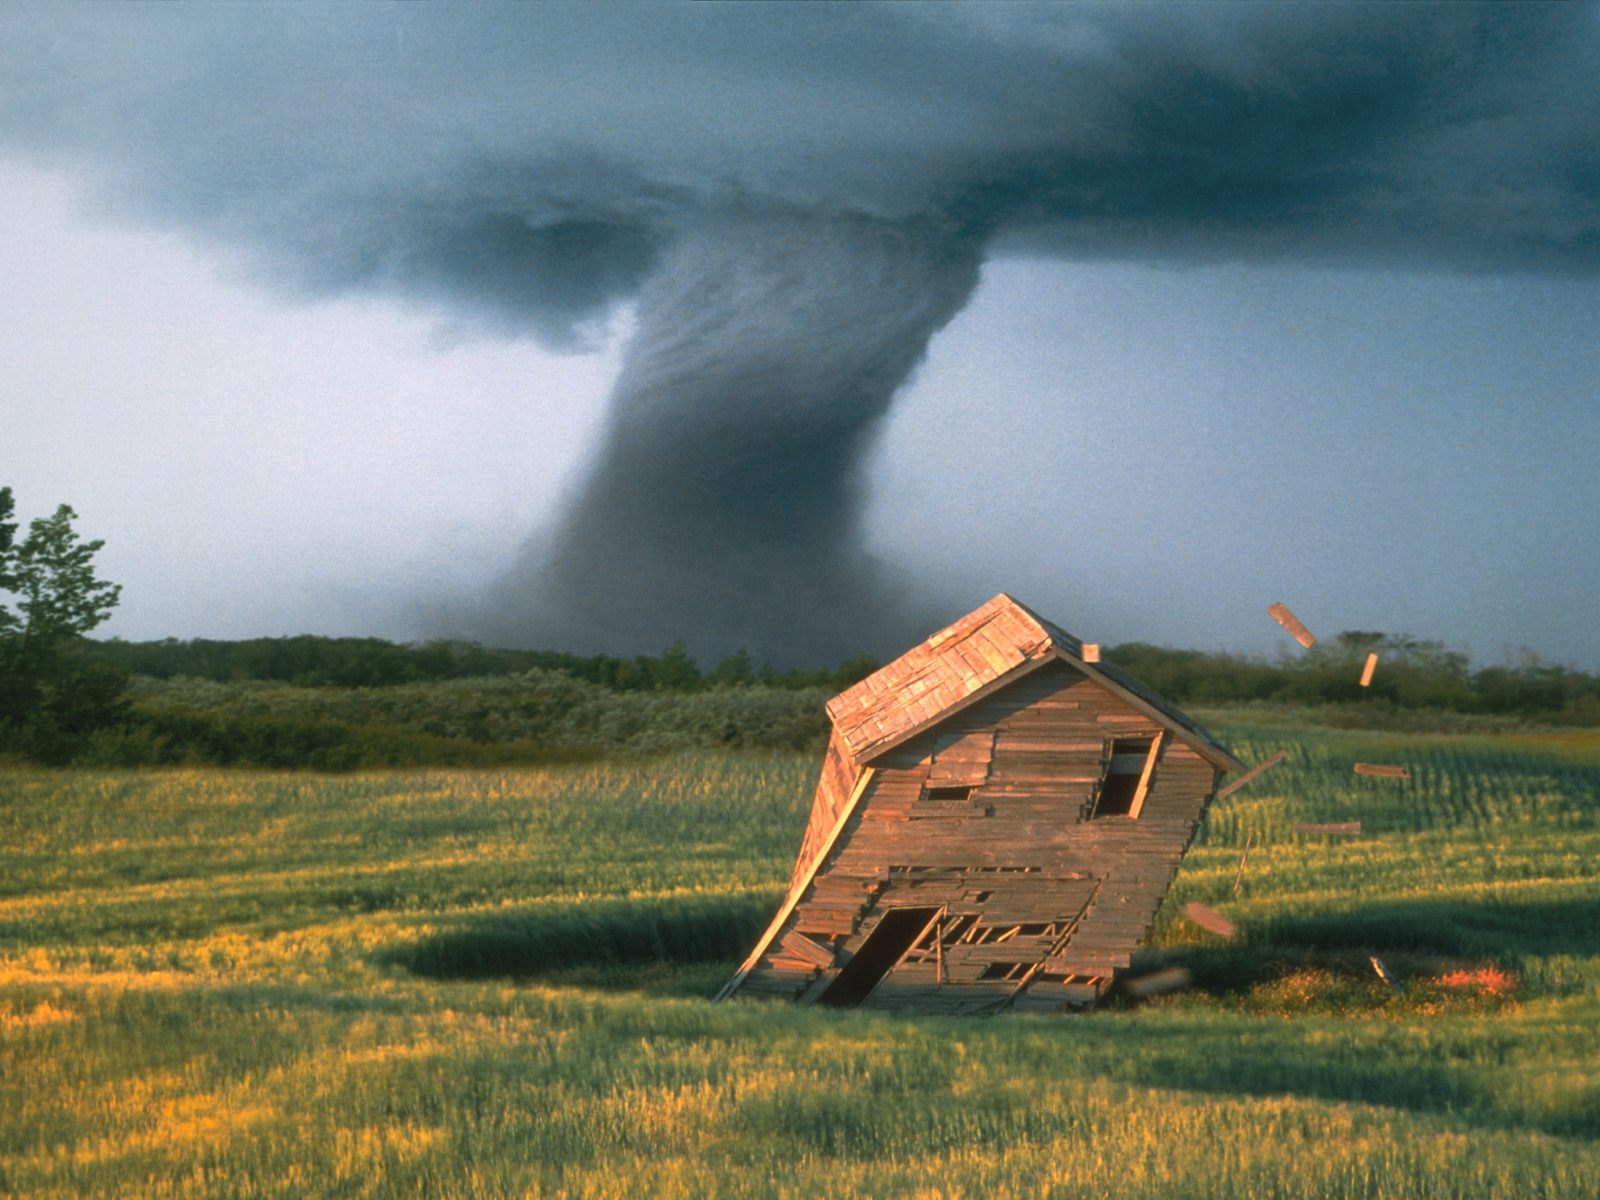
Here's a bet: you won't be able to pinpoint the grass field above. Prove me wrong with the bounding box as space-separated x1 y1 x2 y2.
2 721 1598 1198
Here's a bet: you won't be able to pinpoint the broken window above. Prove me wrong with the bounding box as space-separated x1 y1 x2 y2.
914 781 994 819
1090 735 1161 818
901 912 974 966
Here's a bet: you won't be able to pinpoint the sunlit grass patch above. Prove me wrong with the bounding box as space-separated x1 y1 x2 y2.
2 731 1599 1197
0 999 79 1031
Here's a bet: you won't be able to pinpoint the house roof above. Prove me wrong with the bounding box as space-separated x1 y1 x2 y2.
825 593 1244 773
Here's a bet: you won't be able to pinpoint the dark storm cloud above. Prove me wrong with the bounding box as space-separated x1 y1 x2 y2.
3 2 1596 658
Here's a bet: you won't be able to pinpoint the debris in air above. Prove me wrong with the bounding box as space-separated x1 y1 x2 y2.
1183 902 1237 939
1353 763 1410 779
1359 652 1379 687
1231 832 1253 893
1217 750 1289 799
1081 642 1100 663
1370 955 1398 990
1125 967 1192 997
1268 602 1316 648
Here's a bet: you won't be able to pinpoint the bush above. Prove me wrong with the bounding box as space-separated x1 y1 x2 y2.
61 670 833 769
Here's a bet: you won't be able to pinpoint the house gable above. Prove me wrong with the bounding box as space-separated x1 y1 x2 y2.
726 656 1228 1013
827 593 1242 774
720 594 1242 1012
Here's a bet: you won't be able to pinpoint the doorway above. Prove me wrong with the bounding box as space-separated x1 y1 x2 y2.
815 907 941 1007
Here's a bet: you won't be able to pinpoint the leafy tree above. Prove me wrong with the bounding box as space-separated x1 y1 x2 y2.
650 641 702 690
0 487 126 757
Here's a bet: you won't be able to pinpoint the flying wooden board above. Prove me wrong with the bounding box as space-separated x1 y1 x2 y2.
1231 832 1254 893
1268 602 1316 648
1359 652 1379 687
1370 956 1398 989
1125 966 1191 997
1217 749 1289 799
1183 902 1237 939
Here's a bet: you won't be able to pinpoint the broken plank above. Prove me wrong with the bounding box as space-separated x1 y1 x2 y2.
1183 901 1237 939
1370 955 1398 990
1124 966 1192 997
1359 652 1379 687
777 930 836 968
1217 750 1289 799
1268 602 1316 648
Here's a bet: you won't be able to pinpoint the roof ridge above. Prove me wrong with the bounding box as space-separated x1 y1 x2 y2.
824 592 1242 773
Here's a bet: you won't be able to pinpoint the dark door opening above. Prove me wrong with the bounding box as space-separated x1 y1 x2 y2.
815 907 941 1007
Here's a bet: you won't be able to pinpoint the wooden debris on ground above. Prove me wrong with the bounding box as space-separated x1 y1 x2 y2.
1359 652 1379 687
1125 966 1192 997
1293 821 1362 836
1231 832 1253 893
1268 602 1316 648
1353 763 1410 779
1370 955 1398 990
1217 750 1289 799
1183 901 1237 939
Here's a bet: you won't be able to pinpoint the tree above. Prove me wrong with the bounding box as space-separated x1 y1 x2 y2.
0 487 126 755
707 647 753 687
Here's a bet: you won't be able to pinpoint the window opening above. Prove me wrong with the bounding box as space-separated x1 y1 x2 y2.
815 907 941 1007
1091 736 1161 818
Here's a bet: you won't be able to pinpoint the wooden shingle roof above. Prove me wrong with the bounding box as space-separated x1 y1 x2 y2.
826 593 1244 773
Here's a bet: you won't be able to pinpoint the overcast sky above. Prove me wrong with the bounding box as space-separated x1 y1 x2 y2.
3 4 1597 667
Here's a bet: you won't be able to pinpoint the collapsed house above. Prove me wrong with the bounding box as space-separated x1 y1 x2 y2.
718 593 1244 1014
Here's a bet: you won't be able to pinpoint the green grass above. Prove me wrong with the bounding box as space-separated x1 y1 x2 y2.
1 726 1598 1198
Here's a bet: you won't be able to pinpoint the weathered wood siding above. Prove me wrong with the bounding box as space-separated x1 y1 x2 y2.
739 659 1221 1013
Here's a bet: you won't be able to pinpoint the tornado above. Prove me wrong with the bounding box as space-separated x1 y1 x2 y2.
477 213 982 662
4 4 1595 662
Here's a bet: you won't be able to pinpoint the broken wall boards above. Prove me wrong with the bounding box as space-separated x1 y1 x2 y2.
720 593 1244 1015
1268 603 1317 648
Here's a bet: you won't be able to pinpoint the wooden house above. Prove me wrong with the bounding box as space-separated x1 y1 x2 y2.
717 593 1245 1014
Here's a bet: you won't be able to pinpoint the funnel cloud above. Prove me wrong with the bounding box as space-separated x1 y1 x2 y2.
476 213 981 658
2 4 1596 660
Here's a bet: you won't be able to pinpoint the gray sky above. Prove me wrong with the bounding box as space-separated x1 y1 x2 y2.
2 4 1597 666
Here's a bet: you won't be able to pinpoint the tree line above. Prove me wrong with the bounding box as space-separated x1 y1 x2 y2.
87 634 882 694
4 484 1598 769
88 629 1600 722
1108 634 1600 724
